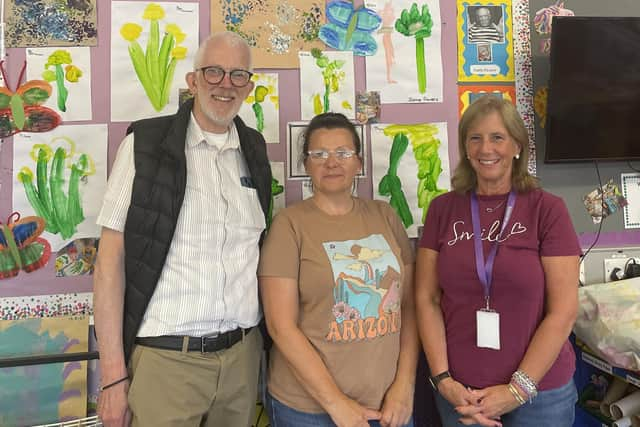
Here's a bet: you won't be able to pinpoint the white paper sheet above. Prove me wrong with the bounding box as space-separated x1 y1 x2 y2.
12 125 108 252
622 173 640 229
364 0 443 104
371 122 450 238
111 1 199 122
299 50 355 120
26 47 93 121
238 73 280 143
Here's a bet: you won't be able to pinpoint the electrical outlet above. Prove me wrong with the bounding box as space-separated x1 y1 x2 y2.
603 257 640 282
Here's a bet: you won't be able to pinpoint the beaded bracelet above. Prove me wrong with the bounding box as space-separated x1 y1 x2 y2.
100 375 129 392
511 370 538 402
508 383 526 405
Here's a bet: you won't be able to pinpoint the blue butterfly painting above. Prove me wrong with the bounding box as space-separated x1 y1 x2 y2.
319 0 382 56
0 213 51 279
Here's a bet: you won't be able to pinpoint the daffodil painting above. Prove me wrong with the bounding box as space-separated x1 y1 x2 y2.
238 73 280 144
26 47 92 122
211 0 325 68
111 2 199 122
371 122 450 238
299 50 355 120
5 0 97 47
365 0 443 104
13 125 108 252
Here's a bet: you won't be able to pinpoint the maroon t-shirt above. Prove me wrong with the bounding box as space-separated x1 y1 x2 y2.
419 189 581 390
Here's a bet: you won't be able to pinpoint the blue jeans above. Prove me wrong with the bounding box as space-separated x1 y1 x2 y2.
266 392 414 427
434 379 577 427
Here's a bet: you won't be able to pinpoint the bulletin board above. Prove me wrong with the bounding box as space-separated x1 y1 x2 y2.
0 0 534 315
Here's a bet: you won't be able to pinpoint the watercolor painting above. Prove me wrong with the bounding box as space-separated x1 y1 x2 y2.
458 84 516 116
0 212 51 280
365 0 443 103
0 62 62 139
26 47 93 122
112 2 199 121
299 49 355 120
0 316 88 426
55 238 99 277
5 0 97 47
371 123 450 238
238 73 280 143
457 0 515 82
211 0 325 68
319 0 382 56
13 125 108 252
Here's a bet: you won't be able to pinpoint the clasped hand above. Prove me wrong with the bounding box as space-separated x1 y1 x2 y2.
441 380 521 427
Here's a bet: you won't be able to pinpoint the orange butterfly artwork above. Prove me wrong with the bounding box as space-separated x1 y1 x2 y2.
0 61 61 138
0 212 52 279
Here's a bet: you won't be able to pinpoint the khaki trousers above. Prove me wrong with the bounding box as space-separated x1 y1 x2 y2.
127 328 262 427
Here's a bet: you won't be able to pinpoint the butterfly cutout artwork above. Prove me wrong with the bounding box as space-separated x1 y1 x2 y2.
319 0 382 56
0 212 52 279
0 60 61 138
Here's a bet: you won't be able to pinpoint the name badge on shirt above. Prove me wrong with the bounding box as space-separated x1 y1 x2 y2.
476 310 500 350
240 176 256 189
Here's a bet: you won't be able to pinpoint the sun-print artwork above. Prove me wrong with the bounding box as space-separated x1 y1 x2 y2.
5 0 97 47
211 0 325 68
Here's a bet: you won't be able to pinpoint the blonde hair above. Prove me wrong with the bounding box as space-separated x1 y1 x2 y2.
451 95 539 193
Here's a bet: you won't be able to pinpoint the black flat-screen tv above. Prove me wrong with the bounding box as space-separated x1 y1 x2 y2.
545 17 640 163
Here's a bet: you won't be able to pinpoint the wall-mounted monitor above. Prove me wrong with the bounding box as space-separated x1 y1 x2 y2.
546 17 640 163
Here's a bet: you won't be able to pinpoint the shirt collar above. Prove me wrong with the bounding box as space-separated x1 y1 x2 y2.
186 113 240 151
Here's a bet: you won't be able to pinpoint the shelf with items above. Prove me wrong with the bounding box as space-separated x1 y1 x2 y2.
574 339 640 389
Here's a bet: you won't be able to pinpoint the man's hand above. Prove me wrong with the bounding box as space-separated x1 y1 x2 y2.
97 380 131 427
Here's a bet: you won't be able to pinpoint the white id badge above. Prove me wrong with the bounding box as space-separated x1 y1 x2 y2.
476 310 500 350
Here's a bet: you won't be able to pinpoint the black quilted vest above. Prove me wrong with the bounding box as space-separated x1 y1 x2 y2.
121 99 271 362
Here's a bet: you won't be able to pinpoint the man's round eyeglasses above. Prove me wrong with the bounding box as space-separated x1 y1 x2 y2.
198 66 253 87
306 149 357 162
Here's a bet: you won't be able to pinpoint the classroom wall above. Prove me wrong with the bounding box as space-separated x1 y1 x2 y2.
529 0 640 242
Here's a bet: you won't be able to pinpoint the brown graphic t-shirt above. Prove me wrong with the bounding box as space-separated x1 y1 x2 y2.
258 198 414 413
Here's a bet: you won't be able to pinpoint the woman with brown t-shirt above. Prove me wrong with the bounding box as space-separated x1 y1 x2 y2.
258 113 418 427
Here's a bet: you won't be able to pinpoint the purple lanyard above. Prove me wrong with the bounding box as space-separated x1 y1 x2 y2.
470 190 517 309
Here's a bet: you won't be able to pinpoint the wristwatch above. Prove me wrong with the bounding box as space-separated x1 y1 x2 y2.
429 370 451 391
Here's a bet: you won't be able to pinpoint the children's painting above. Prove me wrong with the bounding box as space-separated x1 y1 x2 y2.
299 50 355 120
287 121 366 179
238 73 280 143
318 0 382 56
269 162 286 227
364 0 443 104
26 47 92 122
0 62 62 139
211 0 325 68
0 212 52 280
0 316 88 426
371 123 450 238
458 84 516 116
533 1 574 55
5 0 97 47
55 238 99 277
111 2 199 121
12 125 108 252
457 0 515 82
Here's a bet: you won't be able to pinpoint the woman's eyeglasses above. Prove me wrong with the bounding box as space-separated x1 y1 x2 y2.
306 149 357 162
197 66 253 87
